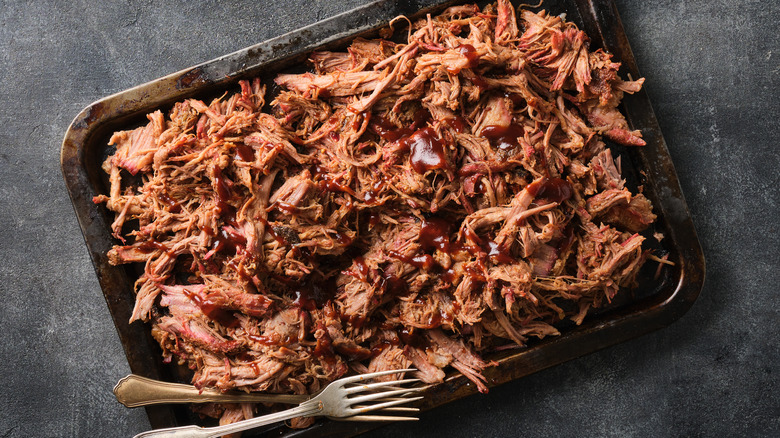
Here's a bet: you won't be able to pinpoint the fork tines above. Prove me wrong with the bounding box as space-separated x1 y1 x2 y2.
337 368 423 421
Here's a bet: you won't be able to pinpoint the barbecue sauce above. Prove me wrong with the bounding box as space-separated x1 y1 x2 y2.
234 144 254 161
411 297 458 329
377 272 409 297
440 267 457 284
388 250 435 270
444 116 469 133
183 288 239 328
292 288 317 311
486 240 514 264
312 324 334 358
256 217 288 246
235 353 266 374
389 215 514 275
370 340 393 358
482 124 525 152
526 177 573 204
226 259 255 287
369 108 429 142
461 226 514 264
211 227 245 255
446 44 481 74
213 166 232 206
369 116 402 141
212 165 238 220
362 190 377 204
505 92 525 107
418 305 442 329
419 217 452 252
419 300 460 329
458 44 480 68
158 191 181 213
334 231 353 246
469 74 489 91
361 179 386 205
317 175 358 197
351 256 370 280
275 201 301 215
290 277 336 311
402 127 449 174
369 110 448 174
398 327 427 349
367 211 381 227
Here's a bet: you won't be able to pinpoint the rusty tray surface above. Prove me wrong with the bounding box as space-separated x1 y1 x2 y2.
61 0 705 436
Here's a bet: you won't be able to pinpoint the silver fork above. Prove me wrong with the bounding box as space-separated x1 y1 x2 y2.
132 369 422 438
114 374 310 407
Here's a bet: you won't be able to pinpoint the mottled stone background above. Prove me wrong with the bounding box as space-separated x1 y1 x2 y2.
0 1 776 436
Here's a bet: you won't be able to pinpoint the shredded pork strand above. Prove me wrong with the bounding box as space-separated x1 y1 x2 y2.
96 1 656 429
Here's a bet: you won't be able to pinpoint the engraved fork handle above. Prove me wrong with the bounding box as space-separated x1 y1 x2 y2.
114 375 309 408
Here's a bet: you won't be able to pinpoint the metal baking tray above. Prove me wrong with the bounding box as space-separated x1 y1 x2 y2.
61 0 705 435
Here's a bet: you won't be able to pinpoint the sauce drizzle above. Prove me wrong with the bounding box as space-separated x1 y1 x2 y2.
481 124 525 152
526 177 573 204
419 217 452 252
183 287 239 328
401 127 449 174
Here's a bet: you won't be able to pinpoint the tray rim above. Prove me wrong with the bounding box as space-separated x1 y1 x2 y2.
60 0 706 435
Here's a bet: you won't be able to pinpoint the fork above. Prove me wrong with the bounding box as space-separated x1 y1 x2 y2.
114 374 309 407
132 369 422 438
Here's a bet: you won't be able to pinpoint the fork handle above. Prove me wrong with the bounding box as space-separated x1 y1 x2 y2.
114 375 309 407
132 402 323 438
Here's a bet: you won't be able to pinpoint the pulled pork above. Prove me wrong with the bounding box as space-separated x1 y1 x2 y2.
96 0 655 427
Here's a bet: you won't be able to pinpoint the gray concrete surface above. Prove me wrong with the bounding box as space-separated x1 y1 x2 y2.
0 0 777 437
